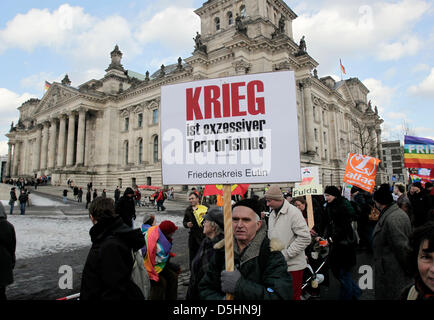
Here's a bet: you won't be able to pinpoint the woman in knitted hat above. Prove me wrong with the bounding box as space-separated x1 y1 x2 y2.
141 220 180 300
319 186 361 300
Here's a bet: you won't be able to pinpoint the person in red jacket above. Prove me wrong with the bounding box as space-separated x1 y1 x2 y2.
156 189 166 211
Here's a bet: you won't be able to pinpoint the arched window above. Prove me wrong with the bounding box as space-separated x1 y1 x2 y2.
240 5 246 17
153 136 159 163
125 141 129 165
215 17 220 31
138 138 143 164
227 12 233 25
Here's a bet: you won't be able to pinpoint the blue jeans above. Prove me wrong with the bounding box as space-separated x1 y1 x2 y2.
9 202 14 215
338 269 361 300
20 202 26 215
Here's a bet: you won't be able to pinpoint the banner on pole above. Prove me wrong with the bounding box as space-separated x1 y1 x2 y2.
343 153 380 193
160 71 300 185
293 167 323 197
404 135 434 169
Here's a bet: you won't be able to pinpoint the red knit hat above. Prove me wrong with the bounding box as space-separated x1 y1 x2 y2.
159 220 178 236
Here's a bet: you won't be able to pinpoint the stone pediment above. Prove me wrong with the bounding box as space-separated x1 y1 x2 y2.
34 83 77 115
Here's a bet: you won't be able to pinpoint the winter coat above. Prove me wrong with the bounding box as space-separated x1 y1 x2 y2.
199 224 293 300
267 200 311 272
80 216 145 300
372 203 412 300
114 189 121 201
9 190 17 203
86 191 92 202
408 190 432 228
320 196 357 274
183 205 207 248
18 193 28 204
186 233 224 300
0 204 16 286
115 193 136 228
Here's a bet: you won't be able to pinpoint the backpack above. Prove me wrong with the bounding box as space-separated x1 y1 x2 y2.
163 192 167 200
131 250 150 299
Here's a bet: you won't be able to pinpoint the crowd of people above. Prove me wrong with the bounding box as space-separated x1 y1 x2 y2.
1 179 433 301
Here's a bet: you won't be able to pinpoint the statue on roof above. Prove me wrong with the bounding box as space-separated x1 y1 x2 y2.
159 64 165 77
235 13 247 36
177 57 183 70
145 71 150 82
193 32 207 54
299 36 306 52
278 15 286 33
313 69 318 79
61 74 71 86
375 106 378 115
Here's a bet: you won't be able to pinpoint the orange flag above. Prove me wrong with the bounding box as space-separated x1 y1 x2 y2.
343 153 380 193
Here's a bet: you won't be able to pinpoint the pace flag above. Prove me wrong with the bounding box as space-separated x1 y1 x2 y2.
404 135 434 169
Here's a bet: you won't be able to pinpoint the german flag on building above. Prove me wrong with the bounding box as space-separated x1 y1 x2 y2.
44 81 51 91
404 135 434 169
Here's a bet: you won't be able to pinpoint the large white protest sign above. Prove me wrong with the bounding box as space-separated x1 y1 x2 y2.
160 71 300 185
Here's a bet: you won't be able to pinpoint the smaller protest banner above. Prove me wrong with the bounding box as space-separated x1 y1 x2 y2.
293 167 323 197
343 153 380 193
293 167 323 229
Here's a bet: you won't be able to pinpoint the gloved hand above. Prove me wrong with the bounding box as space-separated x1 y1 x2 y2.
221 269 241 293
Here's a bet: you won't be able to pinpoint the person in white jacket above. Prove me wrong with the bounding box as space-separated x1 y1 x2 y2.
265 185 311 300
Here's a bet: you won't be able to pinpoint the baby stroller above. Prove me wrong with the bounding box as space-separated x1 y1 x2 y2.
301 237 329 300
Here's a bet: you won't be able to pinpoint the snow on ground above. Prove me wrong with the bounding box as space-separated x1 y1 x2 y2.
8 213 185 260
1 193 68 207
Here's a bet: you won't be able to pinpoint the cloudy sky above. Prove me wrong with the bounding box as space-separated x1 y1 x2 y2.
0 0 433 156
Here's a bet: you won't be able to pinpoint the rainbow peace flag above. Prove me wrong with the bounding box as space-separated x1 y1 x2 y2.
404 135 434 169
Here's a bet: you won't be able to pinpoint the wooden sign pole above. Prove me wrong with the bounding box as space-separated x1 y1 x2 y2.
306 194 315 230
223 184 234 300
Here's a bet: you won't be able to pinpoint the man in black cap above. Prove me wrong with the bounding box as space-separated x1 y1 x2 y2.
186 209 224 300
115 187 136 228
372 183 412 300
199 198 293 300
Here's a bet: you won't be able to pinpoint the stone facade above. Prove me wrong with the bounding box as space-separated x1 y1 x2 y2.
5 0 384 189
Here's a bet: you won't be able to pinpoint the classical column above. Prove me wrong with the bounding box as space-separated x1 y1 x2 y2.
66 112 76 166
47 118 58 169
33 125 42 171
57 115 67 167
12 142 20 176
301 78 315 154
40 122 50 170
6 142 12 177
75 108 86 165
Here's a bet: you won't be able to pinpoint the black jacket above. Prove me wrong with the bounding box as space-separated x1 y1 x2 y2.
320 196 357 274
10 190 17 202
115 194 136 228
0 206 16 286
183 205 208 247
408 190 432 227
86 191 92 202
80 216 145 300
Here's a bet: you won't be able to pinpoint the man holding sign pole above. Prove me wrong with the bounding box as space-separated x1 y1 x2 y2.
265 185 311 300
199 198 293 300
